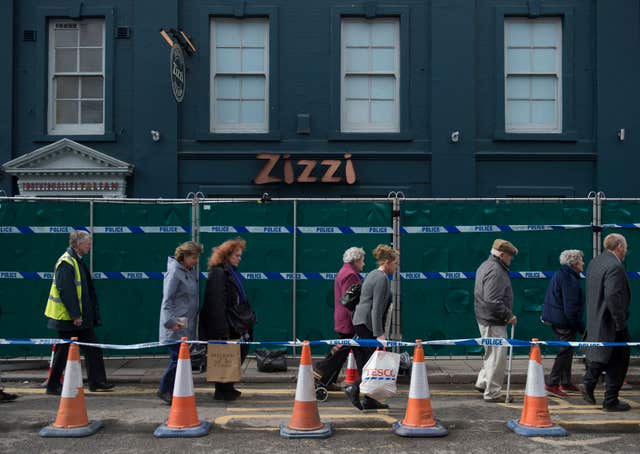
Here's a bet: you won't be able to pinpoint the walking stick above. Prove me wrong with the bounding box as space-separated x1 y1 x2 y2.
505 323 515 403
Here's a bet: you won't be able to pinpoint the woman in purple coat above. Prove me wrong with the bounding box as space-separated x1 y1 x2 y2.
313 247 365 388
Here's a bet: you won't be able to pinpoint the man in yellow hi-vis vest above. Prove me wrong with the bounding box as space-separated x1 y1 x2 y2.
44 230 114 395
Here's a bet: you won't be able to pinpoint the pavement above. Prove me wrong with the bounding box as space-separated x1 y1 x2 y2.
1 353 639 386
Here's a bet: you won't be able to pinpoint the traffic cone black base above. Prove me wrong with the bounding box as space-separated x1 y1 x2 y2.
39 420 103 438
392 420 447 438
507 419 567 437
279 422 332 439
154 421 212 438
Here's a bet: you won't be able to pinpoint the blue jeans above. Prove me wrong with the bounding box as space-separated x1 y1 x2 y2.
159 344 180 394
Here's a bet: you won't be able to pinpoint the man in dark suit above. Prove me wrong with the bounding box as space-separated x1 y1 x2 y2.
581 233 631 412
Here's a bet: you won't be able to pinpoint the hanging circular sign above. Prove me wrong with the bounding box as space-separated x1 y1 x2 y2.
170 44 185 102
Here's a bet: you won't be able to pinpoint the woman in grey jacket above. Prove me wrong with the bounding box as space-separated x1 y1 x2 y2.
345 244 399 410
157 241 203 404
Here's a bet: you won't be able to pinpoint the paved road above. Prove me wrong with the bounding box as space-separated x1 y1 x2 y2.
1 383 639 453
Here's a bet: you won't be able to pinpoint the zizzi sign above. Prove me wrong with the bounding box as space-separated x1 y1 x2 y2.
254 153 356 184
170 44 185 102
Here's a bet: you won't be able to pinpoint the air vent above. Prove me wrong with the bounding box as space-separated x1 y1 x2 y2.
116 26 130 39
23 30 36 41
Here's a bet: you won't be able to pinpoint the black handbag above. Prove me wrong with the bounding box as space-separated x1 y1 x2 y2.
339 282 362 311
226 302 256 334
255 348 287 372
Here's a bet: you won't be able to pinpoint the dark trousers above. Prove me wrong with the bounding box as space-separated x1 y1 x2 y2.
48 327 107 390
159 344 181 394
583 331 631 407
314 333 352 385
353 324 376 379
548 326 576 386
214 339 250 393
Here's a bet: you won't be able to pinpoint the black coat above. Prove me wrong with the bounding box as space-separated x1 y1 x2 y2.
584 250 631 363
199 264 254 340
541 265 585 333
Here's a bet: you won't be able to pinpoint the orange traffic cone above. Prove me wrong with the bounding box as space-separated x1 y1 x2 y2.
280 341 332 438
393 340 447 437
39 338 103 437
507 339 567 437
154 337 211 437
343 349 359 386
41 344 56 388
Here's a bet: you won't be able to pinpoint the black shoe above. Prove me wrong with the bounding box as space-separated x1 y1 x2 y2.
344 385 362 410
483 395 506 403
213 391 239 401
362 396 389 410
474 385 485 394
156 391 172 405
0 390 18 402
89 382 115 392
45 385 62 396
603 402 631 412
580 384 596 405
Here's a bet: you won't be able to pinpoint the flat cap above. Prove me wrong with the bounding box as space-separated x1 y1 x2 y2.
492 239 518 255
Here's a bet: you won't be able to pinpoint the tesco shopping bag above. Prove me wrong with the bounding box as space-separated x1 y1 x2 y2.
359 349 401 401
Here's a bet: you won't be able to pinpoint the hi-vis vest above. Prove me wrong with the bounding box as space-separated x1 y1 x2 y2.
44 251 82 321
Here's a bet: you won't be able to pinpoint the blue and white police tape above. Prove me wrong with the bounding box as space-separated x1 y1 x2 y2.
1 337 638 349
0 223 596 235
8 270 640 280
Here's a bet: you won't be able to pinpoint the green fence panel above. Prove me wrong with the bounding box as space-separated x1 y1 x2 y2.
198 201 294 345
295 201 392 352
601 200 640 356
0 200 90 357
92 202 192 353
400 200 593 356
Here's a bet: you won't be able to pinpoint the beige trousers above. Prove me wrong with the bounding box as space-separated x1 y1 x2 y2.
475 323 507 399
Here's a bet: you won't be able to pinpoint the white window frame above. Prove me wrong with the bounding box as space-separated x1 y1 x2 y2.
48 18 105 135
504 17 562 134
341 17 400 133
210 18 269 133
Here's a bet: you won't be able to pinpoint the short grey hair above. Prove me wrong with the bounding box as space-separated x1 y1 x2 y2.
343 247 365 264
604 233 626 252
69 230 92 247
559 249 583 267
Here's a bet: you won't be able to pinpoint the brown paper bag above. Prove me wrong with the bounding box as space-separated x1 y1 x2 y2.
206 342 242 383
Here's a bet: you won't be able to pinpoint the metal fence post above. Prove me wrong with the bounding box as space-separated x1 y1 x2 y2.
89 200 94 275
596 191 605 256
292 199 298 356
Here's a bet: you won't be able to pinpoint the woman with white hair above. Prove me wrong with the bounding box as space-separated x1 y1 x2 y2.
313 246 365 390
541 249 586 398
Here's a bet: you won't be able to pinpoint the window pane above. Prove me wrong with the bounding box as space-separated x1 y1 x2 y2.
80 22 102 47
216 100 240 123
80 48 102 72
81 100 103 124
55 28 77 47
506 77 530 99
344 22 370 47
532 100 556 124
345 48 369 72
56 76 79 99
55 49 78 72
371 100 394 123
507 100 530 124
506 21 530 47
216 21 241 46
533 22 559 46
371 22 395 47
216 48 241 72
241 77 265 99
242 48 264 72
241 100 265 123
531 77 556 99
371 48 395 72
506 48 530 73
81 76 103 99
56 100 79 123
242 22 265 46
345 76 369 99
371 76 394 100
532 49 556 73
345 100 369 123
215 76 241 99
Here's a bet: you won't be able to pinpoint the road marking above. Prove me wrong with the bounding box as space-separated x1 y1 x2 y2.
226 406 388 412
555 419 640 425
215 412 397 426
530 435 622 446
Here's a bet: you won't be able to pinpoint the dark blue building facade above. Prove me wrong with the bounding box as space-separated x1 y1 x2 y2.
1 0 639 198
